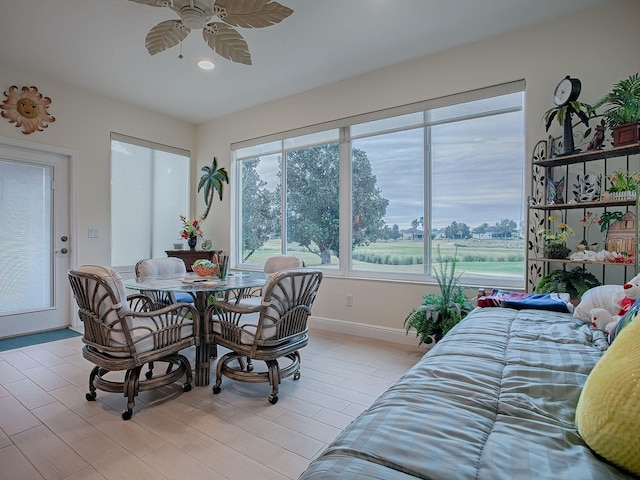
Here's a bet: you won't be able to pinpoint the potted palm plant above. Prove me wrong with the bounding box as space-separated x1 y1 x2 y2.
593 73 640 146
403 247 473 346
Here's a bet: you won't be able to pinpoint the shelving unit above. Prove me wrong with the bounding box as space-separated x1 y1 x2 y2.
527 141 640 292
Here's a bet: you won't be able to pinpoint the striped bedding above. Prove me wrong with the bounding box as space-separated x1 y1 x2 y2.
299 307 637 479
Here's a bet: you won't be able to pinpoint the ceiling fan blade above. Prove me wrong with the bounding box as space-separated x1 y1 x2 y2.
215 0 293 28
203 22 251 65
129 0 167 6
145 20 191 55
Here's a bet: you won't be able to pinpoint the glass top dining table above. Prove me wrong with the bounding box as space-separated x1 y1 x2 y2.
123 271 266 386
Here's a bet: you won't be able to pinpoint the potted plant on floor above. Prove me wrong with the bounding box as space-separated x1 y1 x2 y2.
403 247 473 347
593 73 640 146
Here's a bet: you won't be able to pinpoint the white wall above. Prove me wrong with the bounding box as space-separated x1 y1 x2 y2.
194 0 640 343
0 67 196 268
2 0 636 344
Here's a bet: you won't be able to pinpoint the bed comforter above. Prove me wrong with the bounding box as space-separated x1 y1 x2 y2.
299 307 637 479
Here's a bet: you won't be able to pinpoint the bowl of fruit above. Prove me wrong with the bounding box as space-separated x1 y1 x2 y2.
192 259 219 277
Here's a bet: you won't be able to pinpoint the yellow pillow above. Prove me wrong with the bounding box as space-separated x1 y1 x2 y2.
575 314 640 475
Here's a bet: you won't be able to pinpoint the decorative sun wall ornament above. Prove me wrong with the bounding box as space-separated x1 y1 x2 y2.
129 0 293 65
1 85 55 134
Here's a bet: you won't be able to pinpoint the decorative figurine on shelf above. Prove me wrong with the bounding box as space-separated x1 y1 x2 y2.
573 173 602 203
547 175 565 204
587 120 606 151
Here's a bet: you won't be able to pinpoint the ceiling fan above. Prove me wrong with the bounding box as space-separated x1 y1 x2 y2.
129 0 293 65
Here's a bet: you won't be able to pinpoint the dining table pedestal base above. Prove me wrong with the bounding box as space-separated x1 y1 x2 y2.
123 271 265 388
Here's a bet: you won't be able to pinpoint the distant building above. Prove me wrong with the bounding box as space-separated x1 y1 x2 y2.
401 227 423 240
472 227 513 239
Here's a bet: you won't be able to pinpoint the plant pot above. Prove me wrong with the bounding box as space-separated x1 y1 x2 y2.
544 243 571 259
610 190 637 201
421 334 437 350
612 122 640 146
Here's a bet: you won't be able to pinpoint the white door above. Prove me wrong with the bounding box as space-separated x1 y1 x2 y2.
0 140 71 337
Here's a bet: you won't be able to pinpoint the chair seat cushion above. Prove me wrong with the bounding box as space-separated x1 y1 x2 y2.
174 292 194 303
110 317 194 356
211 312 276 345
235 297 262 308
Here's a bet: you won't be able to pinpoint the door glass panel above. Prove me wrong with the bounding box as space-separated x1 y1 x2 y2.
0 160 52 314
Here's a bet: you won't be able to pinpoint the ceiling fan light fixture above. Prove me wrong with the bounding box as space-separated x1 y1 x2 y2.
198 60 215 70
131 0 293 65
180 6 208 29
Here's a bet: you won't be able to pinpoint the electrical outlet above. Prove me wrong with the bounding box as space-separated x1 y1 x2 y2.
346 294 353 307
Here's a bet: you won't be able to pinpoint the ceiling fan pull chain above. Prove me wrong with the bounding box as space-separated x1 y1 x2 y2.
179 27 183 59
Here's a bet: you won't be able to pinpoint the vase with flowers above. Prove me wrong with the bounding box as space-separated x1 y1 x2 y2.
538 215 574 259
605 169 640 201
180 215 203 250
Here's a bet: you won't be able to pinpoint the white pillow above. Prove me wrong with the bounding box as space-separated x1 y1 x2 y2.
573 285 622 322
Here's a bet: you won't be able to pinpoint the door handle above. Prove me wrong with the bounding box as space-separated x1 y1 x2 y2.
56 248 69 254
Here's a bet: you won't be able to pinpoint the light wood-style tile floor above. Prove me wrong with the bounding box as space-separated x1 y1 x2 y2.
0 329 423 480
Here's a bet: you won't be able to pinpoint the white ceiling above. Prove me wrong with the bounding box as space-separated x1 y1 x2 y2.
0 0 612 124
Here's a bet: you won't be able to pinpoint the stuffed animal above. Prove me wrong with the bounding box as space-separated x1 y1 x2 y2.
590 308 619 333
589 274 640 332
612 275 640 316
575 273 640 323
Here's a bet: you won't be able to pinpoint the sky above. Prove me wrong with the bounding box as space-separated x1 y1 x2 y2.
251 94 526 232
353 111 525 230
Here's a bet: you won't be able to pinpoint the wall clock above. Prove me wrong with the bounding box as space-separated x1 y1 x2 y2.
550 75 586 156
1 85 55 134
553 76 581 106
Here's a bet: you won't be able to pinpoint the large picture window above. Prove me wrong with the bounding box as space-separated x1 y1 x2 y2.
111 134 190 268
234 83 525 287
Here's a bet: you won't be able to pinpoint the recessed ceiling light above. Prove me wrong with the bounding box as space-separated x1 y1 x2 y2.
198 60 215 70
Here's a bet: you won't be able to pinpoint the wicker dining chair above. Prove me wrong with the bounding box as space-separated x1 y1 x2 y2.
134 257 195 308
233 255 305 307
205 268 322 404
68 264 199 420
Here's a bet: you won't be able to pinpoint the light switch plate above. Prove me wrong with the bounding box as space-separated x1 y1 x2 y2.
88 227 99 238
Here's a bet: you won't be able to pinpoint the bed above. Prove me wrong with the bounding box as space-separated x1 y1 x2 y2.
299 306 638 479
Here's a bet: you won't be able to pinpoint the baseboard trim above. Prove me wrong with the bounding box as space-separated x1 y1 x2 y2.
308 316 420 346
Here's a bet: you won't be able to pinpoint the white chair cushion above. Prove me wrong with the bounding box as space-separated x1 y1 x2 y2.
212 312 276 345
77 265 131 347
136 257 187 277
263 255 304 273
136 258 193 304
123 317 194 354
235 297 262 308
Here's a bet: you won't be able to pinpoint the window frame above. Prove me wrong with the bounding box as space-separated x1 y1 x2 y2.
232 81 525 288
